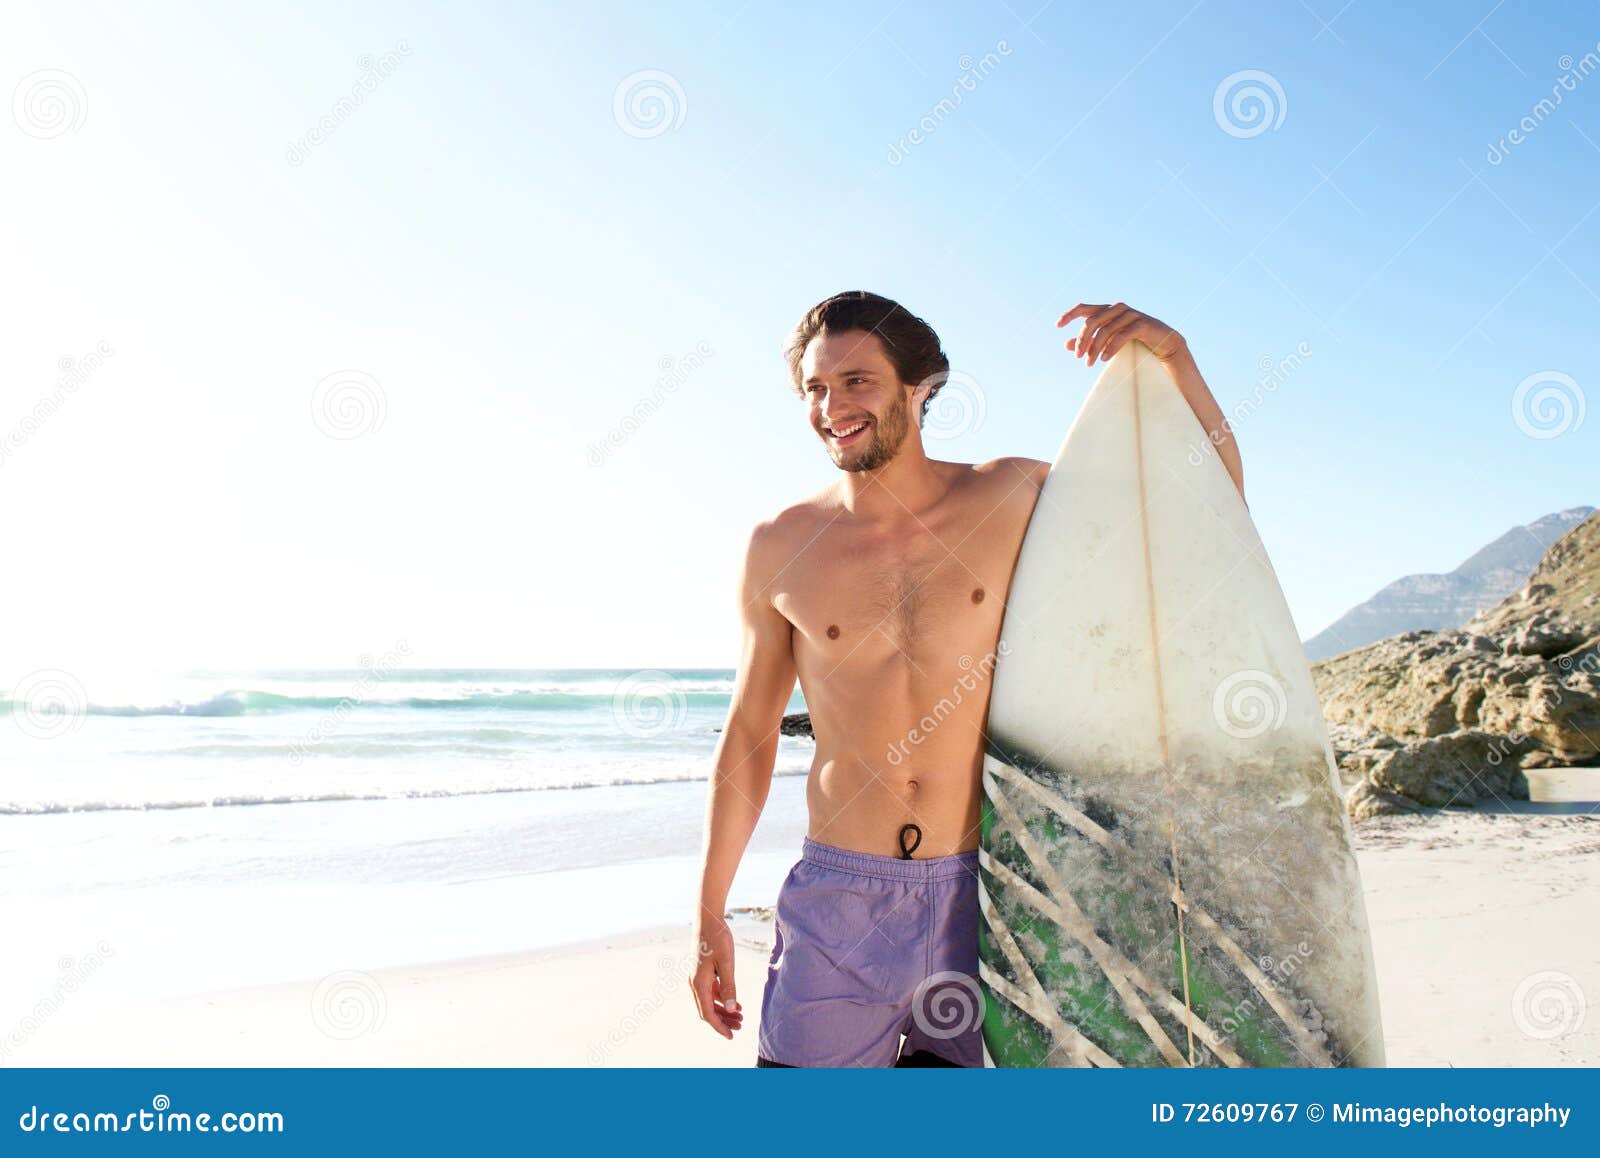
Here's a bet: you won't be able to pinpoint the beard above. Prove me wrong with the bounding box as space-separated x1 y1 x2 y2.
828 389 913 473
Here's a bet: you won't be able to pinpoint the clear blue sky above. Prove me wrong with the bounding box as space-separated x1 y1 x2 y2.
2 1 1595 674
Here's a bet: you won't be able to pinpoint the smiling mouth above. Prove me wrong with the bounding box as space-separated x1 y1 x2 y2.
825 419 870 446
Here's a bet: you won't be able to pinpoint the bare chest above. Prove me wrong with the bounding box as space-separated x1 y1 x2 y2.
776 527 1015 673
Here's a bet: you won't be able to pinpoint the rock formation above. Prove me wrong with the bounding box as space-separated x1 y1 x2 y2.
1315 511 1600 817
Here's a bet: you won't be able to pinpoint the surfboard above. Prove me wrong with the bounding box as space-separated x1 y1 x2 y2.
978 341 1384 1067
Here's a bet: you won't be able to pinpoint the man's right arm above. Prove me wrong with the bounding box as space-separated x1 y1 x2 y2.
689 519 797 1039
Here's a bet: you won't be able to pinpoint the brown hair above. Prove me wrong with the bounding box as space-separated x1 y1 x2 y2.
783 291 949 423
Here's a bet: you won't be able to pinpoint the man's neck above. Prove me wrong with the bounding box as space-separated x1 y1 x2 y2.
836 446 951 523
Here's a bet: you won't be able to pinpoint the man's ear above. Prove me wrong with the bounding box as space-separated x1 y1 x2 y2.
909 376 934 417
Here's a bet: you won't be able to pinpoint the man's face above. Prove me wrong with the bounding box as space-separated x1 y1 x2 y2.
799 330 919 473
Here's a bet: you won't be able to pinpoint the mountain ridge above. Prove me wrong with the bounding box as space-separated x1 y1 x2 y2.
1304 506 1595 660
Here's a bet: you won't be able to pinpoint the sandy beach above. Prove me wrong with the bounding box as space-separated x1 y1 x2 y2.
8 808 1596 1068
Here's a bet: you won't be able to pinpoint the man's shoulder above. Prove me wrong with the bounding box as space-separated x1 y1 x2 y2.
971 456 1051 493
745 489 838 566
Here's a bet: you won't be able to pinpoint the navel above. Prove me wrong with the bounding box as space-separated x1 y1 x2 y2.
971 587 985 604
826 624 840 640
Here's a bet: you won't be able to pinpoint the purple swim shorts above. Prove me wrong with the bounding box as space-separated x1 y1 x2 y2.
756 836 984 1068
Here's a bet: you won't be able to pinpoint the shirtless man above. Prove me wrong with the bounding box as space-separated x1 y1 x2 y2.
690 290 1242 1067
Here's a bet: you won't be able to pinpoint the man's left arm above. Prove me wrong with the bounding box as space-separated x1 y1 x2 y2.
1057 302 1245 503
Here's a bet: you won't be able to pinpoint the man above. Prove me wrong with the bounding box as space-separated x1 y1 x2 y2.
690 291 1242 1067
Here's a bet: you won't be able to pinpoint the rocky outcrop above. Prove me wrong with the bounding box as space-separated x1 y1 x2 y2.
1344 776 1430 821
1344 731 1535 819
1315 511 1600 817
712 712 813 738
1315 629 1600 762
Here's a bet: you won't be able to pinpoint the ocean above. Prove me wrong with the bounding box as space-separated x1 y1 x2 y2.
0 669 813 1006
0 667 811 813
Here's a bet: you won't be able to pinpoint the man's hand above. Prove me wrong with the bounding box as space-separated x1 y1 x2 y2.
1056 300 1245 502
1057 302 1189 367
689 911 743 1039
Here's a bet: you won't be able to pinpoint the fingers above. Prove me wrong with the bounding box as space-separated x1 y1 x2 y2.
1081 303 1132 364
1086 308 1145 364
715 949 739 1018
713 969 744 1031
691 961 733 1039
1062 302 1129 365
690 951 743 1039
1056 302 1105 329
1060 301 1181 366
